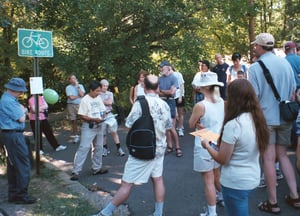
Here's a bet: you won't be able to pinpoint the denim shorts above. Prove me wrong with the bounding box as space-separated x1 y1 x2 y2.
163 99 176 119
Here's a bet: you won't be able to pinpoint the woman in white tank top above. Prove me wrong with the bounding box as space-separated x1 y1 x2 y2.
189 72 225 216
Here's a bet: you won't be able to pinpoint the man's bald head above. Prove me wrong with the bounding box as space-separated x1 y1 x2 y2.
144 74 159 91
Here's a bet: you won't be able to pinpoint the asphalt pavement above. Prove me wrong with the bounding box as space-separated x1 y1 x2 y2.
1 112 300 216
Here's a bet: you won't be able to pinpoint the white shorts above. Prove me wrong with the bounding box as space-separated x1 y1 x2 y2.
122 155 164 184
193 137 220 172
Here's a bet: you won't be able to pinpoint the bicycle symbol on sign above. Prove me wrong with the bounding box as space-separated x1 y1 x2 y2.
22 32 49 49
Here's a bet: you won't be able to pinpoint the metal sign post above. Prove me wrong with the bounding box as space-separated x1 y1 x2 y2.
18 28 53 175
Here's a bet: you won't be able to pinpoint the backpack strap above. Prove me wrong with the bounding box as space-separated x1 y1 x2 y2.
136 95 150 116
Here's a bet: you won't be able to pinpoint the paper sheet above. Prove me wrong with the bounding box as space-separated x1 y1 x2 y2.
190 129 220 141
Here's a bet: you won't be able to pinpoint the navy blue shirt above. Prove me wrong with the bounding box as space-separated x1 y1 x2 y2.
213 63 229 99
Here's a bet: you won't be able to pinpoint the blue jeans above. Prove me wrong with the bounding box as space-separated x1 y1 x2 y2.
222 185 253 216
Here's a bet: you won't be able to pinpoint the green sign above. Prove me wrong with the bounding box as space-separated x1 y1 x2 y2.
18 28 53 57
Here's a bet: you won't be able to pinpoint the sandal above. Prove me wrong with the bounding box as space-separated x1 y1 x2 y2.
285 195 300 208
175 148 183 157
258 200 281 214
165 147 173 154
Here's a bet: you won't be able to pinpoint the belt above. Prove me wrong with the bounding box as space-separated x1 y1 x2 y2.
1 129 24 133
160 97 174 100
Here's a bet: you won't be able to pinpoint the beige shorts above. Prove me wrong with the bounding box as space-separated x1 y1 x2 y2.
268 123 293 145
122 155 164 184
67 104 79 120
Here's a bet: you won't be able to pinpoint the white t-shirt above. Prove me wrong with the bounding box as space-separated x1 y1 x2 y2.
220 113 260 190
173 71 185 98
78 94 106 118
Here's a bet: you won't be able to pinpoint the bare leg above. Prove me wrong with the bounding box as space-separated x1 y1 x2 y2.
276 145 299 199
201 170 217 205
111 181 134 206
263 144 277 204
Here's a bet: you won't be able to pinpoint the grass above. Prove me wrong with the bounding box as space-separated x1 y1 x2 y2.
0 162 98 216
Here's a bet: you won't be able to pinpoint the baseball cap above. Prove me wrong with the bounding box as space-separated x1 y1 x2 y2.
284 41 296 51
158 60 171 67
251 33 275 47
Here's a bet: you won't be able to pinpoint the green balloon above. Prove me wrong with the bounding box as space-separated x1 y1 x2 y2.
43 88 59 104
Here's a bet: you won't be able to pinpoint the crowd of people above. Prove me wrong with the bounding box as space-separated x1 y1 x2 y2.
0 32 300 216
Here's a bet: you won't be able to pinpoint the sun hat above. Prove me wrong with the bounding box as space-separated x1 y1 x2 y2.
4 78 28 92
197 72 224 87
251 33 275 47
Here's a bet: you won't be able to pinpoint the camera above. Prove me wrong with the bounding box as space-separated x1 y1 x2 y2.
89 122 94 129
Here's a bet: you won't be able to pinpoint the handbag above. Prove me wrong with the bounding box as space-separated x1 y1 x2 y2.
257 60 299 122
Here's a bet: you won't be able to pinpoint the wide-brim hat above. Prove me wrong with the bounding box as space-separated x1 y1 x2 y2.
5 78 27 92
198 72 224 87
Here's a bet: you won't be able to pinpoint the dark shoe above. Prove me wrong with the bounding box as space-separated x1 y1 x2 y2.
176 148 183 157
92 168 108 175
70 173 79 181
9 195 37 204
285 195 300 208
258 200 281 214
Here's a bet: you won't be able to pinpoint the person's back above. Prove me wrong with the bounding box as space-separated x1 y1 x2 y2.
249 52 295 125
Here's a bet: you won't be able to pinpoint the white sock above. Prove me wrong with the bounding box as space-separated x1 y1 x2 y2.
154 202 164 216
100 202 116 216
207 204 216 215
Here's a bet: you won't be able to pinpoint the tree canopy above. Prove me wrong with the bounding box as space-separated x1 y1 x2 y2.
1 0 299 112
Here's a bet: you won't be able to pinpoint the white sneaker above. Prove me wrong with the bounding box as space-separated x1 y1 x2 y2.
118 147 125 156
276 169 284 180
178 128 184 137
216 191 225 207
102 148 110 157
73 135 80 143
39 150 44 155
200 212 217 216
56 145 67 151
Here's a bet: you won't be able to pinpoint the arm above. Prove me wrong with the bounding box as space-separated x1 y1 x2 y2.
202 139 234 165
129 86 135 105
159 85 176 97
18 104 28 123
189 103 205 129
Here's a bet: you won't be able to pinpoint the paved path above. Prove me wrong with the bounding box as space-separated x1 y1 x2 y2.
1 112 300 216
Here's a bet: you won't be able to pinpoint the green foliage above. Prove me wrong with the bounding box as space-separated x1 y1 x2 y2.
1 0 300 111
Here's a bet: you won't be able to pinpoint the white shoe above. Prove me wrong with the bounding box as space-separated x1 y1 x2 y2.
102 148 110 157
73 135 80 143
39 150 44 155
56 145 67 151
178 128 184 137
118 147 125 156
216 191 225 207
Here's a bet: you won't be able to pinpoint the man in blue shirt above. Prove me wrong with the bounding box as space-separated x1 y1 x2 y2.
0 78 36 204
249 33 299 213
284 41 300 87
212 54 229 99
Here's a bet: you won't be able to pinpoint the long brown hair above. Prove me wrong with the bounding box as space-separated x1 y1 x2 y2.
218 79 269 153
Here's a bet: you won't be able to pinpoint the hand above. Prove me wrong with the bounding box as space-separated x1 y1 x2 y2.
201 139 209 149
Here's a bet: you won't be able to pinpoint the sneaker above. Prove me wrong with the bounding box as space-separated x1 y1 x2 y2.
102 147 110 157
70 173 79 181
92 168 108 175
39 150 44 155
276 169 284 180
200 212 217 216
178 128 184 137
73 135 80 143
257 179 266 188
56 145 67 152
90 211 110 216
118 147 125 156
216 191 225 207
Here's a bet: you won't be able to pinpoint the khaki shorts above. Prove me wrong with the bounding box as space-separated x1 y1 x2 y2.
268 123 293 145
67 104 79 120
122 155 164 184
